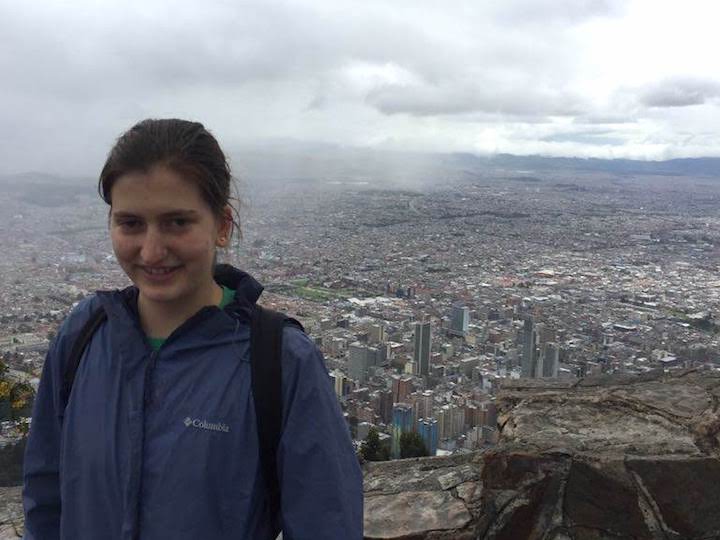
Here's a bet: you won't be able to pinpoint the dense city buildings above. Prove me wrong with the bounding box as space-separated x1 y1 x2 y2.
3 165 720 460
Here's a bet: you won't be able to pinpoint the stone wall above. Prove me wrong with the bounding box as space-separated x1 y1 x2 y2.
3 368 720 539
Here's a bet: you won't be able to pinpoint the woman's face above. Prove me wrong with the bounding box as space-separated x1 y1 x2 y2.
109 165 230 310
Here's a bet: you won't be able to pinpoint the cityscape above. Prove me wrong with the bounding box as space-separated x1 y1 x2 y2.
3 0 720 535
3 158 720 462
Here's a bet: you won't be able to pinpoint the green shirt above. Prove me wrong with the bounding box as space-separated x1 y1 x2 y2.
147 286 236 351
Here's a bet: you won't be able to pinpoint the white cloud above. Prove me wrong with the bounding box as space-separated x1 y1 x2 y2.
0 0 719 175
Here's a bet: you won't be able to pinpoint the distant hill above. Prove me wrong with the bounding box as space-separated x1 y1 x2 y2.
482 154 720 177
4 150 719 193
0 173 95 207
231 144 720 185
0 172 93 186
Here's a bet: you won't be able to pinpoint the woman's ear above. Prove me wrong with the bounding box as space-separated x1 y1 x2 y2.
216 205 233 247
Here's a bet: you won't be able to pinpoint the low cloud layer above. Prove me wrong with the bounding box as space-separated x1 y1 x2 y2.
1 0 719 175
640 77 720 108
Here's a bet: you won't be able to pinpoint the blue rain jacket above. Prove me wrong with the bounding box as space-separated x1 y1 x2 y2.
22 266 363 539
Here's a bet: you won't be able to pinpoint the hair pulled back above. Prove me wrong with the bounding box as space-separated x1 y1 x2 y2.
99 118 240 236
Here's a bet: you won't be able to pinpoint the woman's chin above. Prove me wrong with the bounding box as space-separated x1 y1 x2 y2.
135 279 183 304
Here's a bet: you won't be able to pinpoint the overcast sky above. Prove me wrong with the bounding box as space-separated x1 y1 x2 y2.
2 0 719 175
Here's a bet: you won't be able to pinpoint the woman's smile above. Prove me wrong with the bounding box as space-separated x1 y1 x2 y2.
138 264 183 282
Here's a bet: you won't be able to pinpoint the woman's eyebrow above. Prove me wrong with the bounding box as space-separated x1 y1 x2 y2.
158 210 200 218
111 209 200 219
110 211 139 219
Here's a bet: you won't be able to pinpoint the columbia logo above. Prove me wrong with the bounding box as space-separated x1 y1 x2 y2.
183 416 230 433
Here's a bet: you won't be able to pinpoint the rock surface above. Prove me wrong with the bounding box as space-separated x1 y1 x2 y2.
362 368 720 539
3 368 720 539
0 487 22 539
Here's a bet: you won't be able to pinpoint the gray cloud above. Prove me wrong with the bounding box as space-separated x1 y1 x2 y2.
542 130 626 146
640 77 720 108
366 81 586 118
574 114 638 125
490 0 626 24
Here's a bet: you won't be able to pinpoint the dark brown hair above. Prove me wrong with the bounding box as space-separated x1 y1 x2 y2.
99 118 240 237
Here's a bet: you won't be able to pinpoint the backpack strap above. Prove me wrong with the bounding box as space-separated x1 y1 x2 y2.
60 306 107 415
250 304 304 521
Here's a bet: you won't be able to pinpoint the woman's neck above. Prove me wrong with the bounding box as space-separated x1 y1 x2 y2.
138 281 223 339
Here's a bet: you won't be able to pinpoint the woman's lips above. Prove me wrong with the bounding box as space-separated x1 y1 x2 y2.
139 265 181 282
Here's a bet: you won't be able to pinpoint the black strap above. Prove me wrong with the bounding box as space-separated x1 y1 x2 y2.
61 307 107 413
250 305 288 521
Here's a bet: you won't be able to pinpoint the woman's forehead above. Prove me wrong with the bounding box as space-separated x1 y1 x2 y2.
110 166 209 213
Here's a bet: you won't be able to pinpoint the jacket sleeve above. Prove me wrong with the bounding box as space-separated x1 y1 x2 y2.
278 327 364 540
23 297 97 540
22 334 64 540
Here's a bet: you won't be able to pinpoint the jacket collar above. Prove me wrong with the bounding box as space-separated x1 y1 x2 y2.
96 264 264 324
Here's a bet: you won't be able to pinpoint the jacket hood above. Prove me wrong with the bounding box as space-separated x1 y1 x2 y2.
213 264 264 307
212 264 264 322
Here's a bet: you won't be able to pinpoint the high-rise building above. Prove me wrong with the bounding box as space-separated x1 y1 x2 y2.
330 370 346 399
465 402 479 428
480 401 498 427
437 403 461 439
378 389 394 424
453 407 466 438
521 317 539 378
538 342 560 378
414 321 431 376
409 389 435 421
417 417 438 456
391 403 414 458
459 356 480 378
368 323 386 344
449 304 470 337
366 346 380 367
348 342 371 383
391 375 413 404
328 337 347 357
420 390 434 418
375 343 391 366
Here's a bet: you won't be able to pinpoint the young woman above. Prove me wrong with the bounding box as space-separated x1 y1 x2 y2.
22 119 364 539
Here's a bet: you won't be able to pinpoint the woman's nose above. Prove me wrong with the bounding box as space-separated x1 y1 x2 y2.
140 229 168 264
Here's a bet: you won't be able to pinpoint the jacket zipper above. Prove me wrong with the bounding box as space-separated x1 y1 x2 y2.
133 349 159 540
143 350 159 408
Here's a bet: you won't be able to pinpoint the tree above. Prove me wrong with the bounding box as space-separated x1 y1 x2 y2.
10 382 34 411
360 427 390 461
400 431 429 459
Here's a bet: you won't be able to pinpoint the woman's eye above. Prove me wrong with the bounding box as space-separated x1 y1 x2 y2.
118 220 141 230
171 218 190 228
